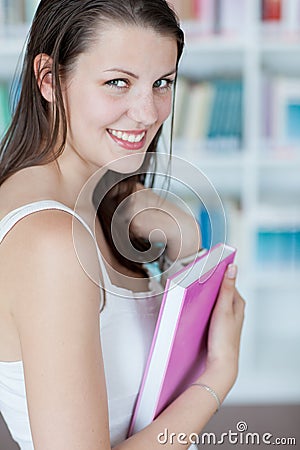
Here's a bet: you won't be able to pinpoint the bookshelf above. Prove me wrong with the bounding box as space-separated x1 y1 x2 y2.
1 0 300 404
169 0 300 405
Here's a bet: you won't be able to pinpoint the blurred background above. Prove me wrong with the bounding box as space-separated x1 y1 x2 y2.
167 0 300 447
0 0 300 448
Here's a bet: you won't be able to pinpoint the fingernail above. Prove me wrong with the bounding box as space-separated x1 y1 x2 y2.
227 264 237 279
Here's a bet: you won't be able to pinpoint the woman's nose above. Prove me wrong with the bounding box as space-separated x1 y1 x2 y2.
127 91 158 127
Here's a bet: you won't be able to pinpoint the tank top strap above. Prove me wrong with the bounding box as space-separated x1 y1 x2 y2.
0 200 112 288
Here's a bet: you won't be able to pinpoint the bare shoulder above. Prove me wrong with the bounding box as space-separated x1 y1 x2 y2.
0 164 62 219
0 208 101 312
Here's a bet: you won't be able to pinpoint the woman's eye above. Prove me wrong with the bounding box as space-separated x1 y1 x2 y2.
106 79 128 89
153 79 174 90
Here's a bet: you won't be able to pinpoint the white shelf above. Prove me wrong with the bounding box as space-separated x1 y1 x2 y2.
252 270 300 290
180 48 244 78
184 34 247 52
169 146 244 196
258 155 300 168
249 207 300 228
260 37 300 53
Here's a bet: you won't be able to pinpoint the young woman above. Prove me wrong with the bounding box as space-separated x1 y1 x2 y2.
0 1 245 449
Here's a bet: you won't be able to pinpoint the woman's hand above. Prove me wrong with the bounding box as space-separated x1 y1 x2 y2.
128 183 201 261
198 264 245 400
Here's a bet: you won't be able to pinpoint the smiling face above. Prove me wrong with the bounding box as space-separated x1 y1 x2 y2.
61 23 178 175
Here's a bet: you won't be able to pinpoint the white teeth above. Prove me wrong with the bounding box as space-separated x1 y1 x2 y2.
134 133 145 143
109 129 145 143
128 135 135 143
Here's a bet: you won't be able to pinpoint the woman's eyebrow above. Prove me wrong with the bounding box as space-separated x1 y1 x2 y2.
103 68 177 79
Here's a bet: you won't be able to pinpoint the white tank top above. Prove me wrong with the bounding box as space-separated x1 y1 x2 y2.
0 201 163 449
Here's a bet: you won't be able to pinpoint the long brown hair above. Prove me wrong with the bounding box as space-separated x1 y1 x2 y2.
0 0 184 275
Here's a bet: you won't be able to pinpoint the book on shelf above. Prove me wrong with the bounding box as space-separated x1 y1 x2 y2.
262 75 300 149
257 228 300 269
174 77 243 152
167 0 196 20
173 77 191 138
0 0 25 26
261 0 282 21
261 0 300 35
199 198 244 268
128 243 236 436
0 0 38 28
0 1 3 27
168 0 247 36
180 81 214 141
187 0 219 34
8 0 25 24
0 81 11 139
199 203 226 249
220 0 247 36
282 0 300 34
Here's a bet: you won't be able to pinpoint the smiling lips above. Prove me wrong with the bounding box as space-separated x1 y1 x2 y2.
107 128 147 150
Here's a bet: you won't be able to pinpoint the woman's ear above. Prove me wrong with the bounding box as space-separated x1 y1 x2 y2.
33 53 54 102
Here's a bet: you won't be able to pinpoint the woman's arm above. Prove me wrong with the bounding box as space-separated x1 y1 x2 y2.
4 209 244 450
5 210 111 450
128 183 202 261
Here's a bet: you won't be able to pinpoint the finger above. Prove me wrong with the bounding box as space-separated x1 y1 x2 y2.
233 289 246 316
215 264 237 313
